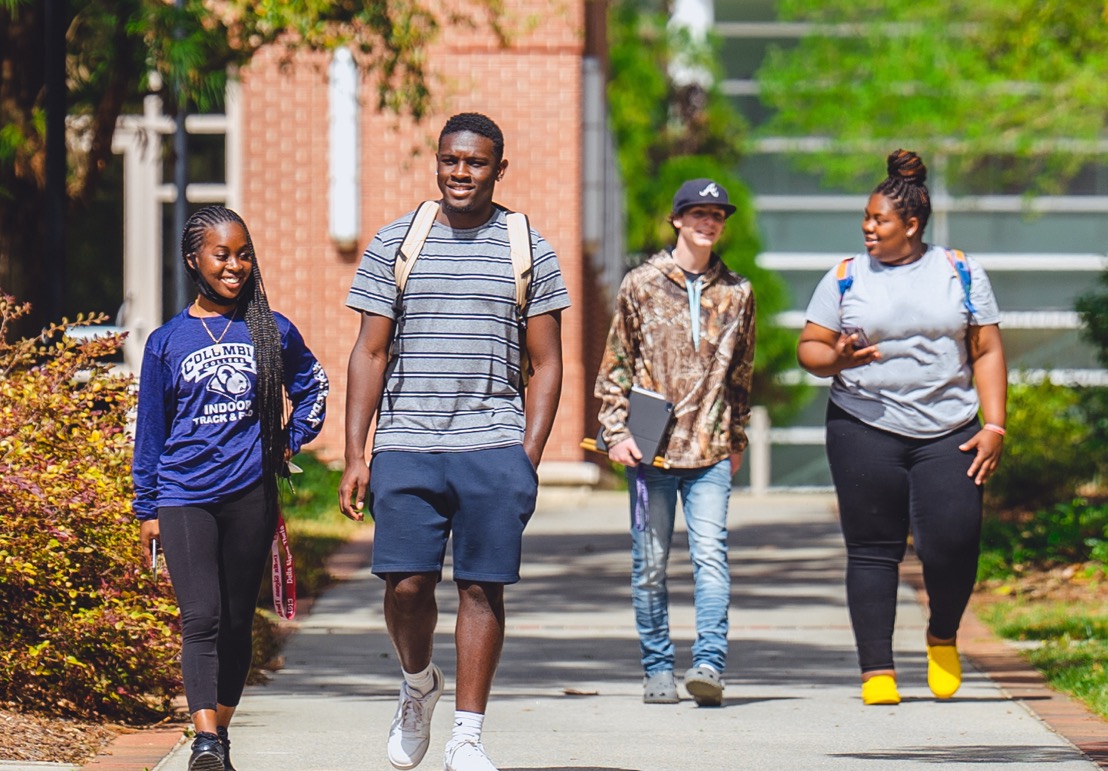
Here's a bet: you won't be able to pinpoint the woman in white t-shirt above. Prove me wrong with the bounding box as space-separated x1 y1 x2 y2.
797 149 1008 707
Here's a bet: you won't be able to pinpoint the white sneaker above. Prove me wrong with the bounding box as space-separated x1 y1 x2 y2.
387 664 444 769
443 737 499 771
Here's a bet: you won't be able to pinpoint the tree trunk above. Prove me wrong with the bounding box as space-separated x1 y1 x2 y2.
0 3 52 336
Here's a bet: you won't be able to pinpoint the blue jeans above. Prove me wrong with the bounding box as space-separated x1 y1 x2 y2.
627 459 732 676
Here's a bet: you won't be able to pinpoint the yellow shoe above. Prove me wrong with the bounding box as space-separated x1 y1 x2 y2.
861 674 900 705
927 644 962 699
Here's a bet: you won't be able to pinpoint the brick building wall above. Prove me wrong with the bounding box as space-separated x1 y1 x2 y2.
236 1 595 467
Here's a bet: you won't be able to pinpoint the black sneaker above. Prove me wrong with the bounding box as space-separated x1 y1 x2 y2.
188 731 226 771
216 726 237 771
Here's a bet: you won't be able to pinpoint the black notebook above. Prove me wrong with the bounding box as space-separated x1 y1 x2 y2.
595 386 675 460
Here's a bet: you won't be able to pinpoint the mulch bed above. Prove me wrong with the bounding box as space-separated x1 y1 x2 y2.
0 708 122 765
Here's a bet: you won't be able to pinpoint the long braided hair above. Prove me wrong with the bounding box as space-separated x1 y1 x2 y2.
873 149 931 233
181 205 287 502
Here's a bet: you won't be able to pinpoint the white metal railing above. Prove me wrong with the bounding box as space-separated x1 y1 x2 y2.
746 405 829 495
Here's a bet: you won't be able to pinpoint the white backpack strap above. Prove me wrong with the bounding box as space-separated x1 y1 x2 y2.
505 211 533 310
395 201 440 293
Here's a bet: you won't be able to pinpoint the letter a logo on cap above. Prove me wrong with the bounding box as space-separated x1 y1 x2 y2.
698 182 721 198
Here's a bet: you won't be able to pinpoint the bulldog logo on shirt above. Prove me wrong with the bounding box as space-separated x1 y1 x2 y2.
209 364 251 398
181 343 257 426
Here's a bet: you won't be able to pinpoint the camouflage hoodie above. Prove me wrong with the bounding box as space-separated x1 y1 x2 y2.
595 248 756 468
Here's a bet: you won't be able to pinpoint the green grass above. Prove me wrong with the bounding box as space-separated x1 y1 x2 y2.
275 453 365 600
252 454 367 673
975 598 1108 719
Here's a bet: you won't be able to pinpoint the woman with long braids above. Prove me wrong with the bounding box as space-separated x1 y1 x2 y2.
797 150 1008 706
133 205 328 770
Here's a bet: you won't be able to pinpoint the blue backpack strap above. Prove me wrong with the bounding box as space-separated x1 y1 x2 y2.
944 249 977 316
835 257 854 303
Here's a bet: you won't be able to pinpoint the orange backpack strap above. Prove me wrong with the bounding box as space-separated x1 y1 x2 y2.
835 257 854 302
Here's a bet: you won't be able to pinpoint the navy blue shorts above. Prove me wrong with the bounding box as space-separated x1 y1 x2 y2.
368 445 538 584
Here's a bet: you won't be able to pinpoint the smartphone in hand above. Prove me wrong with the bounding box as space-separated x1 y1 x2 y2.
842 325 871 349
151 538 159 579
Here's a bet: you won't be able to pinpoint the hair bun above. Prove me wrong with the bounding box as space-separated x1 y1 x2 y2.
886 149 927 185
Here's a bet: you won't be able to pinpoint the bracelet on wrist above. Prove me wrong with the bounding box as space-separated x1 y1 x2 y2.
983 423 1006 436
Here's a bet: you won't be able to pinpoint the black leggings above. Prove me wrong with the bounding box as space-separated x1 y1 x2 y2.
826 403 982 673
158 482 276 713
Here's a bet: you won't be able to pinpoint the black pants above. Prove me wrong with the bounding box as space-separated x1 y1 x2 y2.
826 402 982 673
159 482 276 713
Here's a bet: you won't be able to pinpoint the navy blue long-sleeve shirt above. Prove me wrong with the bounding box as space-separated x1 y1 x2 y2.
132 308 328 521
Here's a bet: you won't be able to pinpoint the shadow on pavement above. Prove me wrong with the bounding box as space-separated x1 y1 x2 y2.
830 744 1086 764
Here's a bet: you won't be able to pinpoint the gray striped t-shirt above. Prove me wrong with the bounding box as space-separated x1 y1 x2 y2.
346 206 571 453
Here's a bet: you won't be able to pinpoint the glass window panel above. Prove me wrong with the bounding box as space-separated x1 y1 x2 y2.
988 271 1099 312
757 212 862 252
719 36 794 80
188 133 227 185
160 130 227 185
1059 163 1108 196
726 94 774 128
775 270 831 312
947 213 1108 254
999 329 1098 370
945 155 1108 196
771 444 832 487
715 0 779 23
740 154 864 195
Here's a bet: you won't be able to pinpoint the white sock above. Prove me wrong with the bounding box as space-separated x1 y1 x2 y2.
402 662 435 696
452 710 484 743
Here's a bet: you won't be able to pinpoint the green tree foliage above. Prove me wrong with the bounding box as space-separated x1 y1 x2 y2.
0 0 501 332
0 296 180 720
1074 277 1108 482
756 0 1108 192
1077 271 1108 369
607 1 804 418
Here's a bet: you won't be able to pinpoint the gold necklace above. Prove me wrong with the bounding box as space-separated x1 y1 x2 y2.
195 302 236 344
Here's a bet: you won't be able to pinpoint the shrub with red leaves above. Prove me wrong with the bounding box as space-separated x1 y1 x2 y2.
0 296 180 721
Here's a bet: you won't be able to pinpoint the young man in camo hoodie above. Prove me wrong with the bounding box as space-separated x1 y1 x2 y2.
595 178 756 707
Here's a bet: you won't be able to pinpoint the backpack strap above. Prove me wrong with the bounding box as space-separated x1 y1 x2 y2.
394 201 533 311
835 257 854 302
944 248 977 316
837 252 976 316
394 200 441 294
505 211 534 310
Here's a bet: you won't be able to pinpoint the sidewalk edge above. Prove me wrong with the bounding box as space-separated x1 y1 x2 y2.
902 555 1108 769
78 523 376 771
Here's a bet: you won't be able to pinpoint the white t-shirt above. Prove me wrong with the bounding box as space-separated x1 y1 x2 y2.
804 246 1001 438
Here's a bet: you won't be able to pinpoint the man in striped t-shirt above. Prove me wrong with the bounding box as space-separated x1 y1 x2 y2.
340 113 569 771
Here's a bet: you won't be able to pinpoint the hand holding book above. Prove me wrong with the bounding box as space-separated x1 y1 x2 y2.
582 386 675 469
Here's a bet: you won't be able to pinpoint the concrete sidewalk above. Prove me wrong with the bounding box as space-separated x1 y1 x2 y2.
140 489 1102 771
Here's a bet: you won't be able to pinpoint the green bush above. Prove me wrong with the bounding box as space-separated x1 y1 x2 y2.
985 378 1097 513
979 498 1108 579
0 296 179 720
1073 386 1108 485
